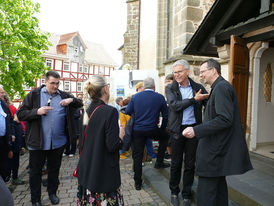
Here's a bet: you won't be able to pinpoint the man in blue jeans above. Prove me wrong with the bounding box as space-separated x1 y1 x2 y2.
126 77 169 191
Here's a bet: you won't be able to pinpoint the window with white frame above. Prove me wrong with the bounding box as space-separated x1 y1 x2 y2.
77 82 83 92
94 65 99 74
89 65 94 74
46 59 53 69
104 67 109 75
74 47 78 54
79 64 83 73
84 65 88 73
64 81 70 92
63 62 70 71
99 66 104 75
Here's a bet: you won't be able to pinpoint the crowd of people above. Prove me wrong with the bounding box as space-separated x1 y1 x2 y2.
0 58 253 206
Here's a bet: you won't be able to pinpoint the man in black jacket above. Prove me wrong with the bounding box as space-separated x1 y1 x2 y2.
17 71 83 206
183 59 252 206
0 86 14 183
165 59 208 206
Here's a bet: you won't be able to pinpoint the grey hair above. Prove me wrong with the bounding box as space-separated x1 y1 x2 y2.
143 77 155 89
172 59 190 70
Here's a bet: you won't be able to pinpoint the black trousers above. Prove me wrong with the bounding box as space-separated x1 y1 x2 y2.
169 125 198 199
29 146 64 203
132 128 168 185
64 135 78 155
197 176 228 206
0 138 10 181
8 151 20 180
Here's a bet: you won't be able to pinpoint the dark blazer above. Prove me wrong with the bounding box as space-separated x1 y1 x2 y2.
165 78 207 138
17 85 83 149
193 76 253 177
0 100 14 151
77 99 122 192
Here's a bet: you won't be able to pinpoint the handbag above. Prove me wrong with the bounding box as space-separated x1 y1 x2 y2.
72 104 104 177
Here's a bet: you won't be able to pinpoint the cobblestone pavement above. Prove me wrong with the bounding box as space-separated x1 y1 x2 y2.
10 152 167 206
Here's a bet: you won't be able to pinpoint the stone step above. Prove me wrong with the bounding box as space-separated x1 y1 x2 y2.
142 153 274 206
142 161 238 206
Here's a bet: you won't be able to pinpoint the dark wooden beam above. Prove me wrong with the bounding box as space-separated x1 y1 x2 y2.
216 12 274 42
244 30 274 42
200 0 243 52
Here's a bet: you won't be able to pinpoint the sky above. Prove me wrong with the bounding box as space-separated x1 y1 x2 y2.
33 0 127 66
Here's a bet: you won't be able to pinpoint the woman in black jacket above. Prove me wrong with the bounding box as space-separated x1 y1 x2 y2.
77 75 124 206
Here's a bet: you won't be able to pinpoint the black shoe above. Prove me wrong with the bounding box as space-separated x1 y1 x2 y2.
12 178 25 185
32 202 42 206
49 194 59 205
42 179 47 187
171 194 179 206
164 153 171 162
42 166 48 175
182 198 191 206
4 176 10 183
135 183 142 190
154 162 170 169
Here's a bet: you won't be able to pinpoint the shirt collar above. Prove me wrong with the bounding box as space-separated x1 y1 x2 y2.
178 80 191 89
144 89 154 91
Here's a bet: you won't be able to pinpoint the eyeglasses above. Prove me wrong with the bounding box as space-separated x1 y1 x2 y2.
173 70 185 75
200 67 213 75
48 81 60 86
104 83 110 87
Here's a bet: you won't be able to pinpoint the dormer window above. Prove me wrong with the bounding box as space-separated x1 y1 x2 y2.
74 47 78 54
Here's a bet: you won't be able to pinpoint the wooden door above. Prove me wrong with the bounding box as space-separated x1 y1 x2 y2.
229 35 249 133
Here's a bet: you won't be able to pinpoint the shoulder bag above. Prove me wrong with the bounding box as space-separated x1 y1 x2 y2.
72 104 104 177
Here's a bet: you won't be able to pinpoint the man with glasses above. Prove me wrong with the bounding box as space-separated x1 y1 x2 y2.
165 59 208 206
17 71 83 206
183 59 252 206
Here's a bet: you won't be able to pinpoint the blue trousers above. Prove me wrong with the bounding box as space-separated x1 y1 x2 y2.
145 138 156 158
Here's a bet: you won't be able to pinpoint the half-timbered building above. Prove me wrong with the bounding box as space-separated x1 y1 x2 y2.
22 32 117 100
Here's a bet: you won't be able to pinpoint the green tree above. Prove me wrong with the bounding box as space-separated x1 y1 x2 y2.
0 0 50 100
